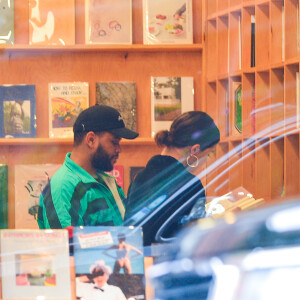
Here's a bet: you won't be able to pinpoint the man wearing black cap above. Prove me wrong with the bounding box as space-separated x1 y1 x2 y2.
37 105 138 229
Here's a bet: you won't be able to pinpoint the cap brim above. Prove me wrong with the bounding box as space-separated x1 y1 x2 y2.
109 127 139 139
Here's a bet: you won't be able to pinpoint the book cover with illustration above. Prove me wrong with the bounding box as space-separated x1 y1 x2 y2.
0 165 8 228
151 76 194 137
143 0 193 44
29 0 75 45
85 0 132 44
96 82 136 131
49 82 89 138
106 165 124 189
0 0 14 44
1 229 71 300
0 84 36 138
14 164 61 229
74 226 145 300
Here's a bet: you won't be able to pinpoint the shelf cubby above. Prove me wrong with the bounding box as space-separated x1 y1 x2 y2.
255 138 271 200
284 63 299 133
242 138 256 196
210 142 230 197
242 5 255 69
230 0 242 8
207 19 218 78
207 0 217 17
270 67 284 135
284 0 299 60
218 0 229 12
270 0 284 64
206 81 218 122
217 15 229 74
229 141 243 190
270 136 284 199
255 71 271 135
217 79 230 138
284 134 299 197
229 10 242 72
242 73 255 136
256 3 270 68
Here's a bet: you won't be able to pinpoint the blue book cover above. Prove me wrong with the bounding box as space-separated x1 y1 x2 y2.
0 0 14 44
74 226 145 300
0 84 36 138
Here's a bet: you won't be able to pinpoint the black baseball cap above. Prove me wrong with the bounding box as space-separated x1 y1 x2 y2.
73 105 138 139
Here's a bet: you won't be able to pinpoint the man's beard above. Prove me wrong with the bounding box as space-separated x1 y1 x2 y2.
91 145 117 172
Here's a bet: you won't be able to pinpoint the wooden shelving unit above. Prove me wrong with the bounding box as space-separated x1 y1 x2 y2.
0 0 203 228
204 0 300 201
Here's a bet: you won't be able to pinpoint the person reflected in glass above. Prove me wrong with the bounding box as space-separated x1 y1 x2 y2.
125 111 220 246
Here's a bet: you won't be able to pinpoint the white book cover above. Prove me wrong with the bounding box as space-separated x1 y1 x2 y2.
14 164 61 229
85 0 132 44
1 229 71 300
49 82 89 138
151 76 194 137
143 0 193 44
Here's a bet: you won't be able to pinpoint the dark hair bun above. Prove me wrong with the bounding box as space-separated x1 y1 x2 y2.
155 130 172 147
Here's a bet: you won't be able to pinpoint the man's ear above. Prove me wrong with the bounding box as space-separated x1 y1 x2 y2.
190 144 201 155
85 131 97 149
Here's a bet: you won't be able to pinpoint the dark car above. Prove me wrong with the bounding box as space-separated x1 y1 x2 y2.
148 198 300 300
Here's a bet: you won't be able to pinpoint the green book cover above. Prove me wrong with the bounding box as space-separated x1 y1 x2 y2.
0 0 14 44
0 165 8 228
234 84 242 133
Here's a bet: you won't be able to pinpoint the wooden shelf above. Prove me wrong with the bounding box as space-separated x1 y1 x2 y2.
0 137 155 146
0 44 203 53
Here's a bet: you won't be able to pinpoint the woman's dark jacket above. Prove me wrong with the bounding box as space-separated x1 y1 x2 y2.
124 155 206 246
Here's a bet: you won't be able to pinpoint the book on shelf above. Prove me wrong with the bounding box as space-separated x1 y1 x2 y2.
0 229 71 300
96 82 136 131
0 84 36 138
29 0 75 45
151 76 194 137
231 81 242 136
85 0 132 44
14 164 61 229
0 0 14 44
49 82 89 138
143 0 193 44
73 226 145 300
250 14 255 68
0 164 8 228
129 166 145 183
106 165 124 189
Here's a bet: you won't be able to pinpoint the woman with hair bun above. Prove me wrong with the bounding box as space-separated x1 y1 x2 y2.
125 111 220 246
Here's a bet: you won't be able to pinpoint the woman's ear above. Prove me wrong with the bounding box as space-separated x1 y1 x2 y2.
190 144 201 155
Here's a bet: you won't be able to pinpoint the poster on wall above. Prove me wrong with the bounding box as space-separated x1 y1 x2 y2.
0 84 36 138
49 82 89 138
14 164 61 229
151 76 194 137
96 82 137 131
74 226 145 300
0 0 14 44
0 229 71 300
143 0 193 44
29 0 75 45
85 0 132 44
